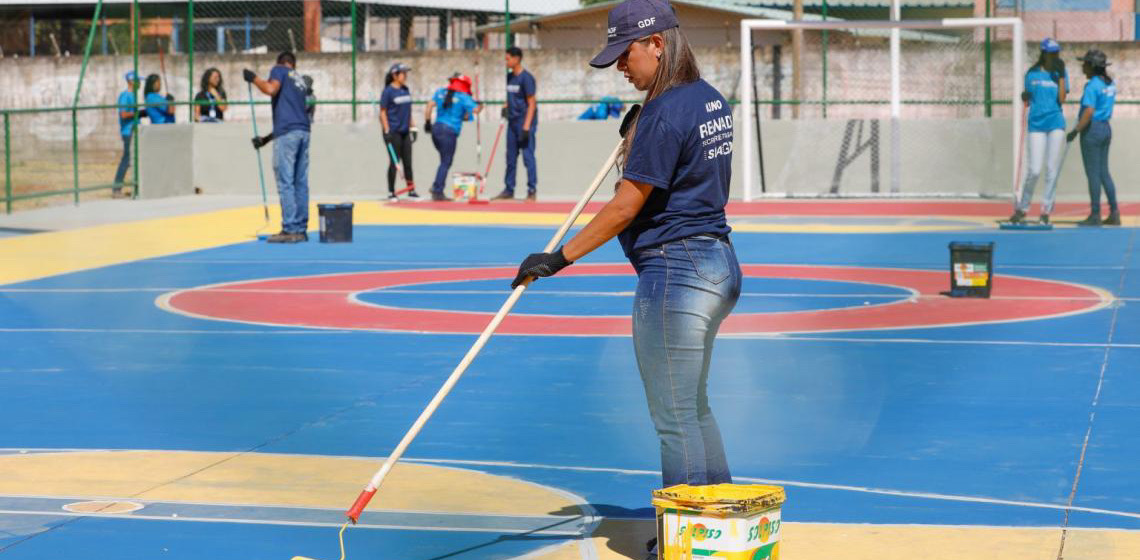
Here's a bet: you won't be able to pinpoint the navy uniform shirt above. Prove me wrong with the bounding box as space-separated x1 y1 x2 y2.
506 70 537 127
269 65 311 135
619 79 733 257
380 84 413 133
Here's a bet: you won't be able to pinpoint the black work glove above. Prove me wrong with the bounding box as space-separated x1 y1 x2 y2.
520 128 530 146
382 130 394 145
243 69 256 83
165 93 174 102
410 128 419 143
511 247 572 289
425 119 433 134
1020 91 1030 103
1066 129 1079 143
500 107 508 119
251 136 265 150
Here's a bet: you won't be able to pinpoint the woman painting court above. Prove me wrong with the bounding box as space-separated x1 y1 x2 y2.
511 0 741 524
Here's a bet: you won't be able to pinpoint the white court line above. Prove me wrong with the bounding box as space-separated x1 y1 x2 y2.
399 457 1140 521
2 448 1138 522
1 327 1138 349
0 287 1131 303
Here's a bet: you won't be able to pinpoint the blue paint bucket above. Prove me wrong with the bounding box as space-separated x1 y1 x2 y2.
948 241 993 298
318 203 354 243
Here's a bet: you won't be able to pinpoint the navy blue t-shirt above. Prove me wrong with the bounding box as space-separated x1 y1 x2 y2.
506 70 537 126
619 79 732 257
269 65 311 135
380 85 413 133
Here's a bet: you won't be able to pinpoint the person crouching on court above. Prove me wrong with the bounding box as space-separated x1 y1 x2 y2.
511 0 741 508
1010 38 1068 225
381 62 420 201
245 52 312 243
424 74 482 202
1068 49 1120 226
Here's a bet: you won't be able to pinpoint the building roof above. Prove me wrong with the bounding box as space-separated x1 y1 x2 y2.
0 0 579 15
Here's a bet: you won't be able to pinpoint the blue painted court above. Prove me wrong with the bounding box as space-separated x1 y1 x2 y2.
0 216 1137 559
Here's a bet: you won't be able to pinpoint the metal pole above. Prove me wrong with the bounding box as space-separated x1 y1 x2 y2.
984 0 993 117
132 0 139 198
821 0 828 119
188 0 194 123
505 0 512 49
4 113 11 214
30 14 35 57
739 21 753 201
791 0 802 119
1012 20 1023 198
72 0 104 205
245 14 251 51
351 0 358 122
102 14 107 55
889 0 901 193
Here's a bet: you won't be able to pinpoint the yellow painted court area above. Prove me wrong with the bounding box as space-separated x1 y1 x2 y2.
3 450 1138 560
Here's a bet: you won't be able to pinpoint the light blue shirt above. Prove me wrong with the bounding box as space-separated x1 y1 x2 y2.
1024 66 1067 132
431 88 477 133
144 92 175 124
1080 75 1116 122
117 91 137 137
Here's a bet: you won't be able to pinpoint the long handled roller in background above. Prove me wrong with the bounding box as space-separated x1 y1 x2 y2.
247 82 271 234
290 103 640 560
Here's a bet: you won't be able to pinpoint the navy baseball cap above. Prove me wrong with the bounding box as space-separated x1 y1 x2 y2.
1077 49 1109 67
388 62 412 75
589 0 679 69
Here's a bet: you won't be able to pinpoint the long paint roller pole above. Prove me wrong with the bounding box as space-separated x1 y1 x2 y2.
247 82 270 227
344 104 642 525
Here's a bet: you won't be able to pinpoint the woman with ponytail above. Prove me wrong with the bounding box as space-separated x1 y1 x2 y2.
1068 49 1120 226
1010 38 1068 225
424 73 481 201
511 0 741 509
381 62 419 201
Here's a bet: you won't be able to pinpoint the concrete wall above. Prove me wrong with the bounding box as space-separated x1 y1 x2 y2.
140 114 1138 201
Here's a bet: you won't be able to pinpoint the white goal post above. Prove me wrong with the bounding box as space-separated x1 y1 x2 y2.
739 18 1024 201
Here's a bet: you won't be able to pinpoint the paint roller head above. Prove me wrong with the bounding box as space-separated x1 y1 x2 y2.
619 104 641 137
291 557 318 560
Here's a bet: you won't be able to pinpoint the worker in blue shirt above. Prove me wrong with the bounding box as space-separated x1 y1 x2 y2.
245 51 313 243
113 71 141 197
1010 38 1068 225
1067 49 1119 226
143 74 176 124
493 46 539 201
380 62 420 201
511 4 740 536
424 74 483 201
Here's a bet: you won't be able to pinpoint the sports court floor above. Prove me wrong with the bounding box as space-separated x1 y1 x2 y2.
0 198 1137 560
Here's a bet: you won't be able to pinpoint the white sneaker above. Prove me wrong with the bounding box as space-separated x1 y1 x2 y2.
387 194 399 202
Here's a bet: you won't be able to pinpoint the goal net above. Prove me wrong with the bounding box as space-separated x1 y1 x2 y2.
739 18 1026 200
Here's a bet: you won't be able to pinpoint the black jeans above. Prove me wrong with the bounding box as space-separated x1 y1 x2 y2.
113 134 132 187
386 131 414 194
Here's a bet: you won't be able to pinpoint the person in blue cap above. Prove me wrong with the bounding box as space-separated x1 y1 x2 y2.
510 0 740 519
493 47 539 201
244 52 312 243
1010 38 1068 225
381 62 420 201
113 71 142 197
424 74 483 201
1067 49 1120 226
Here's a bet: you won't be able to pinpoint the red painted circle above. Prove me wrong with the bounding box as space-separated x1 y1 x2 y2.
159 264 1110 336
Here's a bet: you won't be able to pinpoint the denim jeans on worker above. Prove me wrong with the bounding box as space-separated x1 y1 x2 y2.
272 129 310 234
1079 120 1118 216
504 121 537 194
630 234 742 487
113 134 132 187
431 123 459 194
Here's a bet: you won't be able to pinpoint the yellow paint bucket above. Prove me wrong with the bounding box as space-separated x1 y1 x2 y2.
652 484 785 560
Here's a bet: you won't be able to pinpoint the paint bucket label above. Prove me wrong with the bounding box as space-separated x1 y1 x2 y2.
451 172 480 200
659 507 781 560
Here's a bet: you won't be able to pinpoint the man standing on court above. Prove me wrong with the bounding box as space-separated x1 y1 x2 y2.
113 71 141 198
494 46 538 201
244 52 311 243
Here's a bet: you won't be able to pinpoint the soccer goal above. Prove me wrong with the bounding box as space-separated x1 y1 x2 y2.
739 17 1025 201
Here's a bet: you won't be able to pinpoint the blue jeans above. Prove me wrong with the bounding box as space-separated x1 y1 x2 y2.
504 122 537 194
630 234 742 486
114 134 132 187
272 130 310 233
431 123 459 194
1079 120 1118 215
